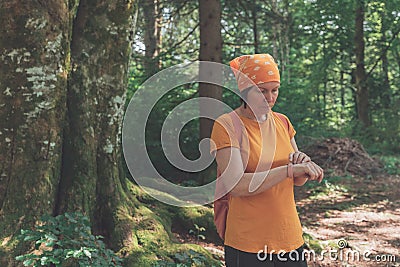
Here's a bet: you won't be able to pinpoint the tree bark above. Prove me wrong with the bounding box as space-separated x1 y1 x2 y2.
199 0 223 140
281 0 291 82
199 0 223 184
271 0 279 60
354 0 370 127
57 0 135 248
143 0 161 77
380 18 391 107
0 0 136 263
251 2 259 54
0 0 69 262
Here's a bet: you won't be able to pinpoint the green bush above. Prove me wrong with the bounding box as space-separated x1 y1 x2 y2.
380 155 400 175
15 212 122 267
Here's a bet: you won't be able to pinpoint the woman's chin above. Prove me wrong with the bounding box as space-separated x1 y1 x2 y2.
261 107 271 113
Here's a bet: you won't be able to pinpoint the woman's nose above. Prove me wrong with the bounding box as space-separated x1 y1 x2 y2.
263 92 272 101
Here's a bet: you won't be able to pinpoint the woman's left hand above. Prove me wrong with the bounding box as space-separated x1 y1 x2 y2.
289 151 311 164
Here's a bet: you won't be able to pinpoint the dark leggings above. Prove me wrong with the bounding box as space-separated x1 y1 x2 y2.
225 245 308 267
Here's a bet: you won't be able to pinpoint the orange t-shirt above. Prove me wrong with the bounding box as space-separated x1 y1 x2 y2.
210 111 304 253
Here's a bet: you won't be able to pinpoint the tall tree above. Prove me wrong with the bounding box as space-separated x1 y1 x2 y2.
199 0 223 184
0 0 136 263
199 0 223 139
0 0 70 255
142 0 161 76
379 7 391 108
354 0 370 126
251 1 259 53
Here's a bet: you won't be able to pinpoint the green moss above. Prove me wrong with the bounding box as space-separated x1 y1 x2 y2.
303 232 324 254
1 180 221 266
119 183 222 266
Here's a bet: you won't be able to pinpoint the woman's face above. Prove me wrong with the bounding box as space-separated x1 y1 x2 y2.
246 81 280 115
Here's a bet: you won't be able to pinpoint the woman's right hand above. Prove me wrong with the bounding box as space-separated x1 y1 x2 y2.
293 161 324 183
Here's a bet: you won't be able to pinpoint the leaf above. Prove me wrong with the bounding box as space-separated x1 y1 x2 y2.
45 240 55 247
23 259 35 266
23 235 37 242
15 255 25 261
40 256 49 265
45 233 58 241
83 248 92 258
48 256 60 264
73 249 83 257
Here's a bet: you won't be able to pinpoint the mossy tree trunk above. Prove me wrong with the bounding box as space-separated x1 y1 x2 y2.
54 0 135 248
0 0 70 254
0 0 137 264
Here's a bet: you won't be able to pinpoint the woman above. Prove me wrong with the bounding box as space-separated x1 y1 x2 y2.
210 54 324 266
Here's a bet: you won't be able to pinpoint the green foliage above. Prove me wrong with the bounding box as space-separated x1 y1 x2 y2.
380 155 400 175
303 233 324 254
129 0 400 183
188 224 206 242
15 212 122 267
154 249 221 267
304 175 350 199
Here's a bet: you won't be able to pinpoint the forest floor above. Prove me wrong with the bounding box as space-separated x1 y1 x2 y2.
173 172 400 267
295 172 400 267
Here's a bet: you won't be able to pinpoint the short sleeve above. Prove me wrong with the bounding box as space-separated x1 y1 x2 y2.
210 114 240 155
276 112 296 140
286 116 296 139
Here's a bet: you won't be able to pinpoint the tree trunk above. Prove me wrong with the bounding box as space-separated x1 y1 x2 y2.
143 0 161 77
0 0 136 263
281 0 291 82
0 0 69 262
199 0 222 184
56 0 134 248
271 0 279 60
380 18 391 107
251 2 259 54
199 0 223 140
394 45 400 75
341 70 345 107
354 0 370 127
54 0 98 218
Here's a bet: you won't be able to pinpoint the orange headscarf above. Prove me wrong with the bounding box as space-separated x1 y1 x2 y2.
229 54 280 92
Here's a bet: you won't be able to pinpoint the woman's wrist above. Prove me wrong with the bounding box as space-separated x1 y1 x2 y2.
292 163 310 179
287 163 293 179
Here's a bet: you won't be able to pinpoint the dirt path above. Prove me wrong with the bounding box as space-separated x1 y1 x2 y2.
295 173 400 267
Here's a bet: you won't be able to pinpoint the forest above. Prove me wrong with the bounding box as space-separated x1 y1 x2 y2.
0 0 399 266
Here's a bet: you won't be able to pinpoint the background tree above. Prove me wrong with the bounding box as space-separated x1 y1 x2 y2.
198 0 223 184
142 0 161 76
354 0 370 127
